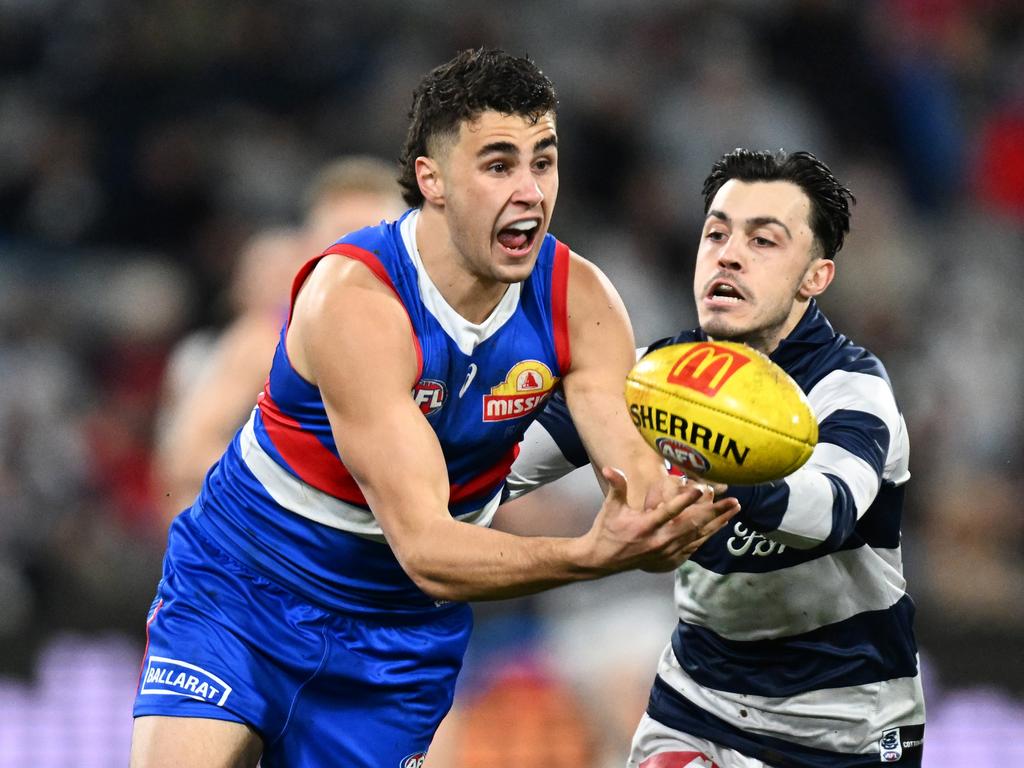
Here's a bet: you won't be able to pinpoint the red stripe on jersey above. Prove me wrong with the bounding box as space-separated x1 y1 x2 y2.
450 443 520 504
287 244 424 379
258 385 368 504
259 386 514 508
551 240 571 375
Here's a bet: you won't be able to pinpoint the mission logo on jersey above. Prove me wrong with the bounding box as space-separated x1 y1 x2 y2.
482 360 558 421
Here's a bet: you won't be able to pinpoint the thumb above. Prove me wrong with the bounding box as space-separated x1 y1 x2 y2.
601 466 629 505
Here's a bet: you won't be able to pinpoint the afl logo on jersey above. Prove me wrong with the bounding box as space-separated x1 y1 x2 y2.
412 379 447 416
483 360 558 422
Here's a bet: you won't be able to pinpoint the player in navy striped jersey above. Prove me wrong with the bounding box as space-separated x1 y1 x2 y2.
130 49 739 768
507 149 925 767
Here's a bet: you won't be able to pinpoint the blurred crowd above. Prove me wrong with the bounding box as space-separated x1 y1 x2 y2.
1 0 1022 765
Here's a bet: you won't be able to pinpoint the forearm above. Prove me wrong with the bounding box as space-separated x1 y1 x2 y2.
392 515 603 602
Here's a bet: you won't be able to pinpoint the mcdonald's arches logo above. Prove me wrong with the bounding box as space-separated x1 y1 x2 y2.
666 342 751 397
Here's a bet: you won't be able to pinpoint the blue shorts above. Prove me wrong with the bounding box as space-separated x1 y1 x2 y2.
133 512 473 767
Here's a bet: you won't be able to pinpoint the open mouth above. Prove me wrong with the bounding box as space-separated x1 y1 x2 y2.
706 279 746 304
497 219 540 256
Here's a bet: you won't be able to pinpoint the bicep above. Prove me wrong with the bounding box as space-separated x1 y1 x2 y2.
292 260 451 547
559 254 664 497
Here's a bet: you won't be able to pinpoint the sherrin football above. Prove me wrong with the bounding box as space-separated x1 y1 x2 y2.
625 341 817 484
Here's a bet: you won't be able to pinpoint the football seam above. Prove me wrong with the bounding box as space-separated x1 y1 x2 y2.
629 378 815 447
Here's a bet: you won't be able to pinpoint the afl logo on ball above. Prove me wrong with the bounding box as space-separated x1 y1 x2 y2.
412 379 447 417
656 437 710 475
399 753 426 768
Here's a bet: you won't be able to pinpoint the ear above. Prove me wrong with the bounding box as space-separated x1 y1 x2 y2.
415 156 445 206
799 258 835 298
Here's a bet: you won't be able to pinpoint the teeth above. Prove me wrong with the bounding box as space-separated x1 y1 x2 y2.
507 220 538 231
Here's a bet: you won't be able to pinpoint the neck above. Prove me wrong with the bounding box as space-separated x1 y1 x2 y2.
415 206 508 324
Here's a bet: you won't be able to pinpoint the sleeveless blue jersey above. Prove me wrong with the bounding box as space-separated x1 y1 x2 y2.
191 209 572 615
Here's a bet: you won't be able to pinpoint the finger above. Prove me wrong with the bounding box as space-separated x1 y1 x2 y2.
685 472 727 498
652 484 705 523
700 499 741 536
656 498 739 551
645 473 690 511
676 495 740 530
644 480 665 511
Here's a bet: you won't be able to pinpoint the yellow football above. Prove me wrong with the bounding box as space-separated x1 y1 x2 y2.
625 341 817 484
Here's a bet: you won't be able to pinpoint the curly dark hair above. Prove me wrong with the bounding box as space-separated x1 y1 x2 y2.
702 149 856 261
398 48 559 207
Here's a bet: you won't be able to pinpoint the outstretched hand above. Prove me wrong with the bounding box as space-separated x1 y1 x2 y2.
583 467 740 575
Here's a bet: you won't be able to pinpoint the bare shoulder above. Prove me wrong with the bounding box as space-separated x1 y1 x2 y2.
565 249 635 371
566 249 618 298
287 254 417 388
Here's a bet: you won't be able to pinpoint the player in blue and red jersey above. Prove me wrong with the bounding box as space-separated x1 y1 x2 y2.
130 49 739 768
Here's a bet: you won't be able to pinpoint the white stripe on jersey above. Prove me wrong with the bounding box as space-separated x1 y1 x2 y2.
776 443 880 546
766 367 908 547
505 419 581 502
653 642 926 755
673 545 908 640
239 415 500 542
806 368 901 435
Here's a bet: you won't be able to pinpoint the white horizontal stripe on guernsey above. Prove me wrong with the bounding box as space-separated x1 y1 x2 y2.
653 642 925 755
400 210 521 356
886 414 912 484
807 368 900 438
778 443 881 545
505 420 580 501
239 416 501 543
673 545 907 640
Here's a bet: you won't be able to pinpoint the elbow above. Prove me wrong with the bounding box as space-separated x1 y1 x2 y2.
395 547 468 603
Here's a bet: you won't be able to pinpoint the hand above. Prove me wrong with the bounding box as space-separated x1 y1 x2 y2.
672 470 728 499
580 468 740 575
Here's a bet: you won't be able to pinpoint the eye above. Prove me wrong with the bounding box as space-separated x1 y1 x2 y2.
706 230 727 242
487 161 508 174
533 157 553 172
752 236 776 247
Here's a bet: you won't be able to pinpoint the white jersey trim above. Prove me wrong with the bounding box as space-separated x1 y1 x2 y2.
239 413 500 543
401 210 521 356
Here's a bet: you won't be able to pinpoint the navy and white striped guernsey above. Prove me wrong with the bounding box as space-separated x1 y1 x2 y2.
506 300 925 766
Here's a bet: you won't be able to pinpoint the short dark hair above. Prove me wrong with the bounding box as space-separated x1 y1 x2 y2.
702 149 856 260
398 48 559 207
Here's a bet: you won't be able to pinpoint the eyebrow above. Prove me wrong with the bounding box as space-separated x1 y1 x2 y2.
707 209 792 240
477 135 558 158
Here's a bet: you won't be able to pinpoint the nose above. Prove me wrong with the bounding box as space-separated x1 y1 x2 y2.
716 235 744 271
511 168 544 207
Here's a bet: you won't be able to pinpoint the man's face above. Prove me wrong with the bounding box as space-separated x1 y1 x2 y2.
436 109 559 284
693 179 825 354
